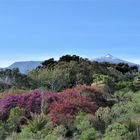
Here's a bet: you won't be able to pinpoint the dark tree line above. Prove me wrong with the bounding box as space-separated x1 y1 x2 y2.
29 55 127 91
100 62 138 73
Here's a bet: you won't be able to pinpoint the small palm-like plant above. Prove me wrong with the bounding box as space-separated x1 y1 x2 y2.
27 113 48 134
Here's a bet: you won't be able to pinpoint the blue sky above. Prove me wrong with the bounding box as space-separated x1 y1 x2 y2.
0 0 140 67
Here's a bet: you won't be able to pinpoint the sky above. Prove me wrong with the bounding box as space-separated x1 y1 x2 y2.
0 0 140 67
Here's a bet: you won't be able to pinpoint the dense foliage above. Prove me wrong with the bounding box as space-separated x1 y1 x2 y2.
0 54 140 140
0 68 36 92
28 55 127 92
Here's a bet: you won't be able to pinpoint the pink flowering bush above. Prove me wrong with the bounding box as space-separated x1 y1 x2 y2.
0 89 58 120
0 85 109 123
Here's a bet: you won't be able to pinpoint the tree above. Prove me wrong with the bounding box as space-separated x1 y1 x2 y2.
41 58 57 68
104 123 134 140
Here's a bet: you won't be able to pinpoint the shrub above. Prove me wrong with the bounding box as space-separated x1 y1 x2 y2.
74 112 100 140
78 128 98 140
0 89 58 121
27 113 48 134
95 107 111 127
52 125 66 137
43 134 57 140
48 97 98 124
19 113 54 140
0 121 9 140
7 107 25 133
18 127 33 140
104 123 134 140
60 85 111 107
6 132 18 140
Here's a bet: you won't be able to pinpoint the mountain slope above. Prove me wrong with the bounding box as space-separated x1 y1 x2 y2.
94 54 140 70
7 61 42 73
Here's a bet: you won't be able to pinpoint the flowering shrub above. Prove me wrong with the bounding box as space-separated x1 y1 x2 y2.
0 85 109 123
0 89 58 120
45 85 103 124
48 97 98 124
59 85 109 107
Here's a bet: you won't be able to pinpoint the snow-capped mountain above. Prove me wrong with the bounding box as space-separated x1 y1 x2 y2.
94 54 140 70
95 54 125 63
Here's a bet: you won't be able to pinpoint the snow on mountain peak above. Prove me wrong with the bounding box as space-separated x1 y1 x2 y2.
105 54 113 58
94 54 140 70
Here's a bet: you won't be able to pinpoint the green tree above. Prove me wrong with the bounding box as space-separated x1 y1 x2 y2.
103 123 134 140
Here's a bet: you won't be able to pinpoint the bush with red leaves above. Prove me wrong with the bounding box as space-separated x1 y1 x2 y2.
59 85 110 107
0 85 111 123
48 97 98 124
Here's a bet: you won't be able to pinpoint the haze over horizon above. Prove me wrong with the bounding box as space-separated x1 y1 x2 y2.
0 0 140 67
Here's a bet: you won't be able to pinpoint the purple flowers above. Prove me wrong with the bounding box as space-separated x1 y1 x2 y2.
0 89 58 120
0 85 104 122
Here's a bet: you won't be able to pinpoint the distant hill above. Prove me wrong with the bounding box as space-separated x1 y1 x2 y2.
0 54 139 74
94 54 140 70
7 61 42 73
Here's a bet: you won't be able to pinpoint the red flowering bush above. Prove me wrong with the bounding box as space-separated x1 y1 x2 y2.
0 85 110 123
48 85 102 124
59 85 109 107
48 97 98 124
